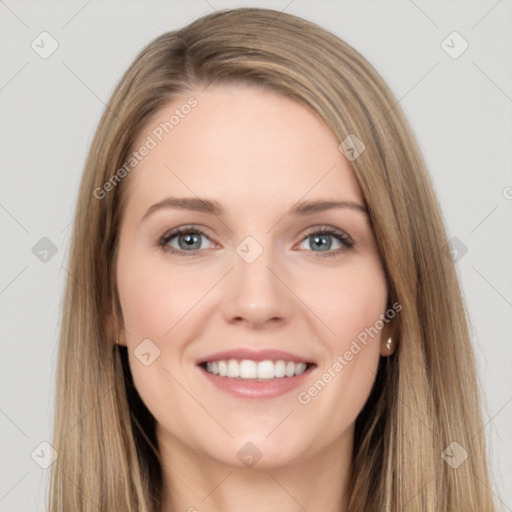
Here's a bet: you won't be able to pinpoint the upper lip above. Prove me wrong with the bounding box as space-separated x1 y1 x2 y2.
196 348 316 365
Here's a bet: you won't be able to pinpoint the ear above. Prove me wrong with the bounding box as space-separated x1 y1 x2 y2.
379 319 397 357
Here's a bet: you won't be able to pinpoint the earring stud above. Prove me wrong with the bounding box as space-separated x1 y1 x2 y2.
386 337 392 351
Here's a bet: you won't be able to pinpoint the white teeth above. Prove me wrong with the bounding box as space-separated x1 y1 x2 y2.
274 360 286 377
294 362 307 375
257 360 274 379
203 359 310 379
227 359 240 377
240 359 257 378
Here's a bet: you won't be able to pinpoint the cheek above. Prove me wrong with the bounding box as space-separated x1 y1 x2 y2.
301 257 387 414
116 248 203 428
305 257 388 348
117 248 208 342
297 257 387 407
118 276 176 340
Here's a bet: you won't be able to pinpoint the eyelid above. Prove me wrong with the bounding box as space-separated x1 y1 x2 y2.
158 224 354 256
293 225 354 257
158 224 215 253
299 225 353 245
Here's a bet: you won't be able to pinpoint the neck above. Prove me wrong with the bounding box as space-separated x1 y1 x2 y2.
157 429 352 512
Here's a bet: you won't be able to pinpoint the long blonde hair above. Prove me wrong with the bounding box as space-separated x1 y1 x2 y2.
49 7 495 511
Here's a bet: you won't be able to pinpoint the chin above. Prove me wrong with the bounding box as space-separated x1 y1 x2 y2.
202 433 310 470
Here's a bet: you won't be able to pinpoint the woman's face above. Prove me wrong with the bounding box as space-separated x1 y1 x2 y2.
116 83 391 469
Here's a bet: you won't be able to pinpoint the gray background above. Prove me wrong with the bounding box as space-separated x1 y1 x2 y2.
1 1 511 510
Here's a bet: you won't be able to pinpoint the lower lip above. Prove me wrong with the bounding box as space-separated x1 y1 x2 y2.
197 365 315 399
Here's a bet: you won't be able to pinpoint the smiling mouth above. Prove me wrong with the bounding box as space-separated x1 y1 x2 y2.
198 359 316 380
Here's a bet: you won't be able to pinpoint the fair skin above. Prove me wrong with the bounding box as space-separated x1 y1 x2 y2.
115 83 394 512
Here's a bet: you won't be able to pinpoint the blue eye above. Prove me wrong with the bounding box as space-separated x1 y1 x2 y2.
159 227 213 254
297 227 354 257
158 225 354 257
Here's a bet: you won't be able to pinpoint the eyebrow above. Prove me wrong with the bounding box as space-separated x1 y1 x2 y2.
140 196 368 223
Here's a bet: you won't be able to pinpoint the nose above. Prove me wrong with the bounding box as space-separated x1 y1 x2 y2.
221 244 295 329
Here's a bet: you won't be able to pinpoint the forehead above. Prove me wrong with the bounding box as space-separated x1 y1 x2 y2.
122 84 364 220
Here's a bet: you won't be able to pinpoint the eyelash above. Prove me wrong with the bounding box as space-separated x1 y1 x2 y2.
157 225 354 258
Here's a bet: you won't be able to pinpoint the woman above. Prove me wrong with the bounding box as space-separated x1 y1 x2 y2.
49 7 496 511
